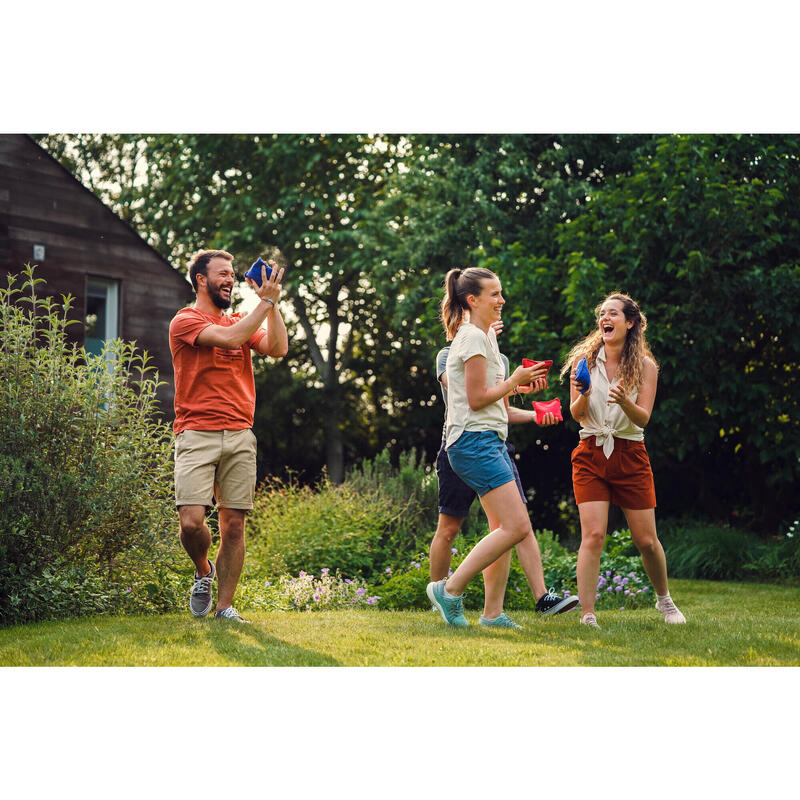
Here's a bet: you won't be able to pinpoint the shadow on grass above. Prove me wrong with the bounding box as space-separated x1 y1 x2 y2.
205 622 341 666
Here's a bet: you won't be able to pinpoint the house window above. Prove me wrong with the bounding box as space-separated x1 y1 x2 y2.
85 278 119 356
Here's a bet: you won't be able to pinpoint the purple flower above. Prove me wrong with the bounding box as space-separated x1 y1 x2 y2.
621 577 629 585
605 570 612 577
595 593 601 599
606 587 613 592
413 562 421 569
299 571 306 578
564 590 571 597
515 587 521 592
321 568 330 576
313 593 320 602
385 567 392 574
451 548 458 554
366 596 379 605
598 576 606 586
619 606 625 611
628 572 635 578
613 575 622 584
615 586 623 592
356 587 366 596
447 569 452 576
345 579 352 584
264 581 271 587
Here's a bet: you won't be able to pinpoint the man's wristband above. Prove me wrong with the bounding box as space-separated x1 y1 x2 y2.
260 298 275 309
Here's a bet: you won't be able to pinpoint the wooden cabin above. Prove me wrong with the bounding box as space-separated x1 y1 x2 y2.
0 134 193 419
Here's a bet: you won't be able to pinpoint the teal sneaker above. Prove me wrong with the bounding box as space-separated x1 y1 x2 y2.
479 612 522 629
426 579 469 627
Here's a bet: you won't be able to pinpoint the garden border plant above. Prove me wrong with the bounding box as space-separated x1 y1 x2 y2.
0 266 186 624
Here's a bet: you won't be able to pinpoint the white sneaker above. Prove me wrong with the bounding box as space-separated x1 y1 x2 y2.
213 606 250 624
580 612 600 629
655 596 686 624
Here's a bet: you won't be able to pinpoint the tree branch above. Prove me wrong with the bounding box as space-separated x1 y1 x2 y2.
292 295 326 377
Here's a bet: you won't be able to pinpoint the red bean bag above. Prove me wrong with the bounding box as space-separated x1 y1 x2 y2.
532 398 562 424
521 359 553 389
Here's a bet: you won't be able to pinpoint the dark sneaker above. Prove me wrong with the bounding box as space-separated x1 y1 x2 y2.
190 560 215 617
479 612 522 629
426 579 469 627
535 588 579 616
213 606 249 624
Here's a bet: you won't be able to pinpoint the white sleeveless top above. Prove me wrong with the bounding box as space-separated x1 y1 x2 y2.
578 346 644 458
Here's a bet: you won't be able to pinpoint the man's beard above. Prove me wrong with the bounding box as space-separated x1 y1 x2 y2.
209 282 232 310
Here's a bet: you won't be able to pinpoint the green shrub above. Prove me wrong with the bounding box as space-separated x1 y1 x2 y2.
0 267 182 624
373 557 430 610
344 447 484 564
659 517 800 583
246 475 399 580
373 529 653 611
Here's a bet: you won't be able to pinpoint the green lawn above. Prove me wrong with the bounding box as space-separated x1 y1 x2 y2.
1 579 798 666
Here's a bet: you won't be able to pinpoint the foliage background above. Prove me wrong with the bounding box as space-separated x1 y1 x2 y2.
0 267 187 623
32 134 800 539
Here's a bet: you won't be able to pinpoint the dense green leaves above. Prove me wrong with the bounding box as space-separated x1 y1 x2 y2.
35 133 800 533
0 267 185 624
483 135 800 530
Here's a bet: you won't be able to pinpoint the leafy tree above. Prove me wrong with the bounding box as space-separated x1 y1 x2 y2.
362 134 654 505
38 134 416 483
488 134 800 532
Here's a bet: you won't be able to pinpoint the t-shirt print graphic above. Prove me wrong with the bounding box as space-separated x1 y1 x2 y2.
214 346 245 364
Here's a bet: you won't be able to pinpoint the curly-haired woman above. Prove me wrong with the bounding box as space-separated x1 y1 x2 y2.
562 292 686 629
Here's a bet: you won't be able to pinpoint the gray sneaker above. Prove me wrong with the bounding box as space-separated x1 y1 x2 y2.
479 612 522 629
426 579 469 627
190 560 215 617
214 606 249 624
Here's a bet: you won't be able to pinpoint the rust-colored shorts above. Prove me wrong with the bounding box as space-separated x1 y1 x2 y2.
571 436 656 509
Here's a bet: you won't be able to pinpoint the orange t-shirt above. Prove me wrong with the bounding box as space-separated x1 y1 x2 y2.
169 307 267 435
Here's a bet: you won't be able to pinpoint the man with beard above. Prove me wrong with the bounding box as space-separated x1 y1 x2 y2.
169 249 287 622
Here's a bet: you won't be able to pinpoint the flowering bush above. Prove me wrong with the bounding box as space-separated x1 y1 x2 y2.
591 569 651 610
375 529 653 611
237 569 380 612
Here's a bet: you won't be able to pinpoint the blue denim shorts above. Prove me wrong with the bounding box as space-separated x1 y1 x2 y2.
445 430 525 501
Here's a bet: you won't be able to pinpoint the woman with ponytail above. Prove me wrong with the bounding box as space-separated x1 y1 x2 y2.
427 268 578 627
562 292 685 629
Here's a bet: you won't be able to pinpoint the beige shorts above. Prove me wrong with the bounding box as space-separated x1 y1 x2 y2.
174 429 258 510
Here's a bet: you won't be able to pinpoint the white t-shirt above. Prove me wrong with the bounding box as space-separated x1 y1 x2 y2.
437 346 509 442
445 322 508 448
